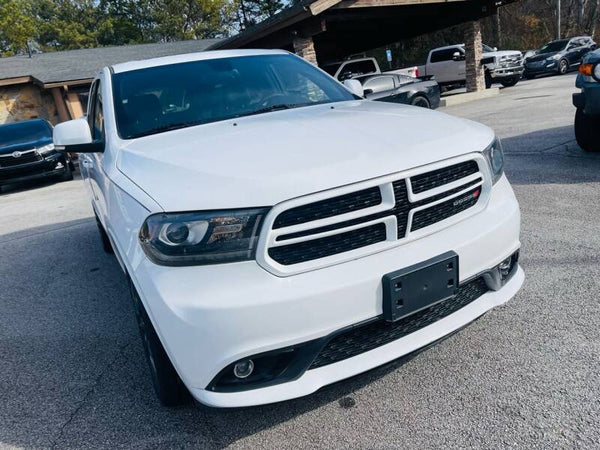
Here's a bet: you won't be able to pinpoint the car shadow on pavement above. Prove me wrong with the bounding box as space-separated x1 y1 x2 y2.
0 216 453 450
501 125 600 186
0 170 81 196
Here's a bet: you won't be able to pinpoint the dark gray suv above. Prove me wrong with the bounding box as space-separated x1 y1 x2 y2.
524 36 597 79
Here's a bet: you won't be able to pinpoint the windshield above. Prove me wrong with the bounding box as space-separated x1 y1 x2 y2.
0 120 52 148
112 54 355 139
482 44 495 53
539 40 569 54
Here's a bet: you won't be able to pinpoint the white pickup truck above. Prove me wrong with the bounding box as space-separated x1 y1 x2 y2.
419 44 524 89
52 49 523 408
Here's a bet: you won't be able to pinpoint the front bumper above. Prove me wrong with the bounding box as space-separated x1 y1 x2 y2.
489 66 524 79
573 85 600 115
0 152 68 185
130 175 523 407
524 60 558 76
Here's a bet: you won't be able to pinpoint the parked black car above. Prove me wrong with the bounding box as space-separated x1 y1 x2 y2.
573 49 600 152
523 36 597 79
356 73 441 109
0 119 73 193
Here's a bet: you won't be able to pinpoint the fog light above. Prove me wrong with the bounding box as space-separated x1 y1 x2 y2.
498 257 512 276
55 162 64 169
233 359 254 379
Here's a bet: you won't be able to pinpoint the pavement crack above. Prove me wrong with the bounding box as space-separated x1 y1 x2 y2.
48 342 132 450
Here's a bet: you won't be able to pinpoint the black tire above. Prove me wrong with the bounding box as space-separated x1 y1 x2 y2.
485 71 492 89
558 59 569 75
524 74 535 80
130 281 191 407
410 95 431 109
95 214 114 254
59 162 74 182
500 77 520 88
575 108 600 152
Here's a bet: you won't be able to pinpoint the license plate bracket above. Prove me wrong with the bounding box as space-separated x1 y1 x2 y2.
382 252 459 323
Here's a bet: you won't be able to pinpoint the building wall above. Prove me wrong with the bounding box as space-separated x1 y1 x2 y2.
0 84 58 125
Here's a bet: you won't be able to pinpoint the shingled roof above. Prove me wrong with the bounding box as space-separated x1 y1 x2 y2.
0 39 221 88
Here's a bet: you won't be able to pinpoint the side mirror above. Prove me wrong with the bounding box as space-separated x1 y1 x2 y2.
343 79 364 98
452 51 463 61
493 47 498 52
363 88 374 95
53 118 104 153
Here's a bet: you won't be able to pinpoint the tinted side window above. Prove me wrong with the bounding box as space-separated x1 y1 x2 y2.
363 76 395 93
340 60 377 77
430 49 459 63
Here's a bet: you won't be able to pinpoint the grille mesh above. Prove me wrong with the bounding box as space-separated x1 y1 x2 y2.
411 186 481 232
273 187 382 229
268 223 387 266
411 161 479 194
309 277 489 369
0 152 41 168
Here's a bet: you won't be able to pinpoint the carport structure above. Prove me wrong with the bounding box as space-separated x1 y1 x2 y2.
213 0 519 92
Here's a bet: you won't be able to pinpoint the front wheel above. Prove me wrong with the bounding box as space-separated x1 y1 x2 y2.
410 95 431 109
130 282 191 407
500 77 520 88
59 162 74 182
575 108 600 152
558 59 569 75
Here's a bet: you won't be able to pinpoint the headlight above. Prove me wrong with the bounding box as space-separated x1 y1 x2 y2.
139 208 269 266
37 143 55 154
483 138 504 185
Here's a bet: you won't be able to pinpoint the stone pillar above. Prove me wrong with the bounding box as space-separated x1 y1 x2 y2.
293 36 317 65
465 21 485 92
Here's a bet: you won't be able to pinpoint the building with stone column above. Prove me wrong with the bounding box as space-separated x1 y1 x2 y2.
0 39 220 125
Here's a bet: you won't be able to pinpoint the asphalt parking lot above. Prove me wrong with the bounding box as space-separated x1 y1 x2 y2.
1 73 599 449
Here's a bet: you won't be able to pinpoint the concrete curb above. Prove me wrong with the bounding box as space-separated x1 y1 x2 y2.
440 88 500 107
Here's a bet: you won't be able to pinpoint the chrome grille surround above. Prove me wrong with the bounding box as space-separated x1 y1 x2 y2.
257 154 491 277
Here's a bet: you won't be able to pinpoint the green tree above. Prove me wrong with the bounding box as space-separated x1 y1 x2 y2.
235 0 283 30
0 0 36 55
148 0 235 41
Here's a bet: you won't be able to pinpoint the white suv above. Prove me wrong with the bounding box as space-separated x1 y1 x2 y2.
54 49 524 408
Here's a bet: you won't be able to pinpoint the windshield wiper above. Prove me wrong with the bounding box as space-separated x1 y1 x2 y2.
128 120 208 139
235 103 310 119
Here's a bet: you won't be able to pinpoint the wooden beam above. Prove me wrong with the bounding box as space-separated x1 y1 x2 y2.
0 76 32 87
334 0 468 8
51 87 70 122
309 0 343 15
65 92 85 119
42 78 93 89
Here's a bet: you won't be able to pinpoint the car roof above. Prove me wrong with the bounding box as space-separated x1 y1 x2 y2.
111 49 290 74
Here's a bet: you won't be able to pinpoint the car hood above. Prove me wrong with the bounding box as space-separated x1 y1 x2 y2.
0 136 52 155
483 50 522 59
117 101 494 211
526 51 559 63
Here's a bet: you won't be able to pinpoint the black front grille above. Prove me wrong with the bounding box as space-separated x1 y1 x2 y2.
269 161 483 266
309 277 489 369
411 186 481 232
268 223 386 266
0 152 41 168
273 186 382 229
411 161 479 194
